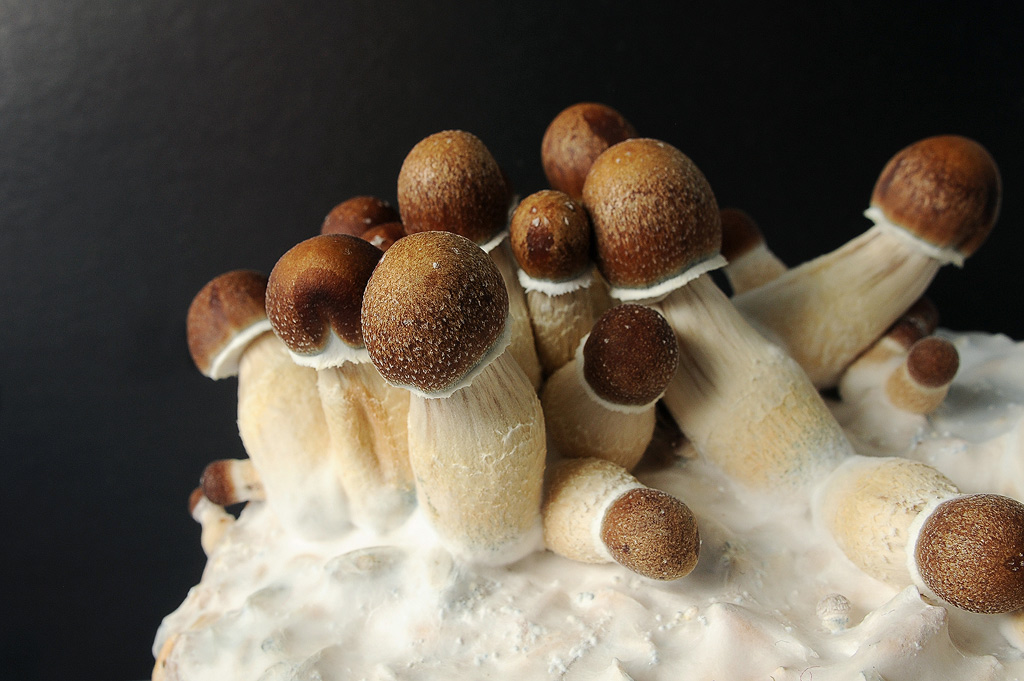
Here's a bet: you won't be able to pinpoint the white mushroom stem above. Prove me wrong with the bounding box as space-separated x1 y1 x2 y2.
522 271 597 377
407 349 546 565
724 242 788 295
200 458 266 506
317 361 415 532
188 488 235 557
732 220 946 389
541 356 656 471
658 274 852 490
813 456 960 587
237 332 351 540
489 240 544 389
542 457 700 580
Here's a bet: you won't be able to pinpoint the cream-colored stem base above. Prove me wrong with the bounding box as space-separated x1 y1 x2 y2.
659 275 851 491
491 243 544 389
408 351 546 565
725 244 788 295
318 362 415 532
541 359 654 471
732 226 941 389
237 333 350 540
527 287 596 377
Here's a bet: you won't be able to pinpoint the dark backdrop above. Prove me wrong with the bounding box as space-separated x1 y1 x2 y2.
2 1 1022 679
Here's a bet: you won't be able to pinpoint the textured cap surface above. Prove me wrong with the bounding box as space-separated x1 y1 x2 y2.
541 102 637 201
583 138 721 290
601 487 700 580
905 337 959 388
186 270 269 378
509 189 591 281
361 231 509 395
321 196 400 237
871 135 1001 256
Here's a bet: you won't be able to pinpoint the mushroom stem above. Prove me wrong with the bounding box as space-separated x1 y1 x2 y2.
542 457 700 580
719 208 787 295
525 282 596 376
884 336 959 415
187 488 235 556
490 241 544 389
200 458 265 506
407 350 546 565
658 274 852 490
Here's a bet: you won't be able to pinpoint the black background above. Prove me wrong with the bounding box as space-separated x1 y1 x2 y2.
2 1 1022 679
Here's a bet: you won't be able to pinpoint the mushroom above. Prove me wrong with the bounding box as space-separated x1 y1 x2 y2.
200 458 265 506
187 487 234 557
186 270 347 539
361 230 546 565
815 456 1024 614
265 234 415 532
321 195 400 237
884 336 960 415
583 138 851 491
541 102 637 201
397 129 543 389
542 304 678 471
542 457 699 580
360 221 406 252
509 189 599 375
718 208 787 295
732 135 1001 388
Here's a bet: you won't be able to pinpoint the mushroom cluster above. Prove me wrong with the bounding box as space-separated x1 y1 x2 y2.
180 101 1024 615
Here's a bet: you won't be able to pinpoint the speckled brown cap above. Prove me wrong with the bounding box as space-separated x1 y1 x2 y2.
361 231 509 396
509 190 592 281
541 102 637 201
905 337 960 389
361 221 406 252
601 487 700 580
583 138 721 292
583 304 678 407
915 494 1024 613
870 136 1001 257
719 208 765 262
186 269 270 379
397 130 510 245
265 234 382 363
321 196 400 237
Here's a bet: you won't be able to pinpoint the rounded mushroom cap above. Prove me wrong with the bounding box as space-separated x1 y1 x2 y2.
361 221 406 252
361 230 510 396
321 195 401 237
915 494 1024 613
186 269 271 379
265 234 382 368
601 487 700 580
397 130 510 245
719 208 765 262
905 336 960 388
541 102 637 201
583 304 679 407
509 189 592 281
870 135 1001 257
583 138 721 293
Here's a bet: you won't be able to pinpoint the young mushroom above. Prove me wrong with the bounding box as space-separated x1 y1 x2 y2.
542 304 678 471
733 135 1001 388
885 336 960 415
815 456 1024 614
542 457 700 580
541 102 637 201
200 458 265 506
266 234 415 532
361 230 546 564
398 129 543 389
582 138 851 491
186 270 347 539
321 195 400 237
509 189 599 375
187 487 235 556
360 221 406 252
718 208 787 295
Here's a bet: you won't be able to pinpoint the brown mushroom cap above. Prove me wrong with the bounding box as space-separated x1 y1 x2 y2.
583 304 679 407
397 130 510 245
265 234 382 364
870 135 1001 257
905 337 960 389
361 231 509 396
321 196 400 237
583 138 721 294
186 269 271 379
509 190 592 282
541 102 637 201
915 494 1024 613
361 221 406 252
719 208 765 262
601 487 700 580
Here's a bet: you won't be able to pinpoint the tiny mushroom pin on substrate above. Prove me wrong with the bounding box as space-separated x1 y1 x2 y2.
542 304 679 471
582 138 852 492
360 230 547 565
185 270 345 540
733 135 1001 389
397 129 543 389
265 234 415 533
